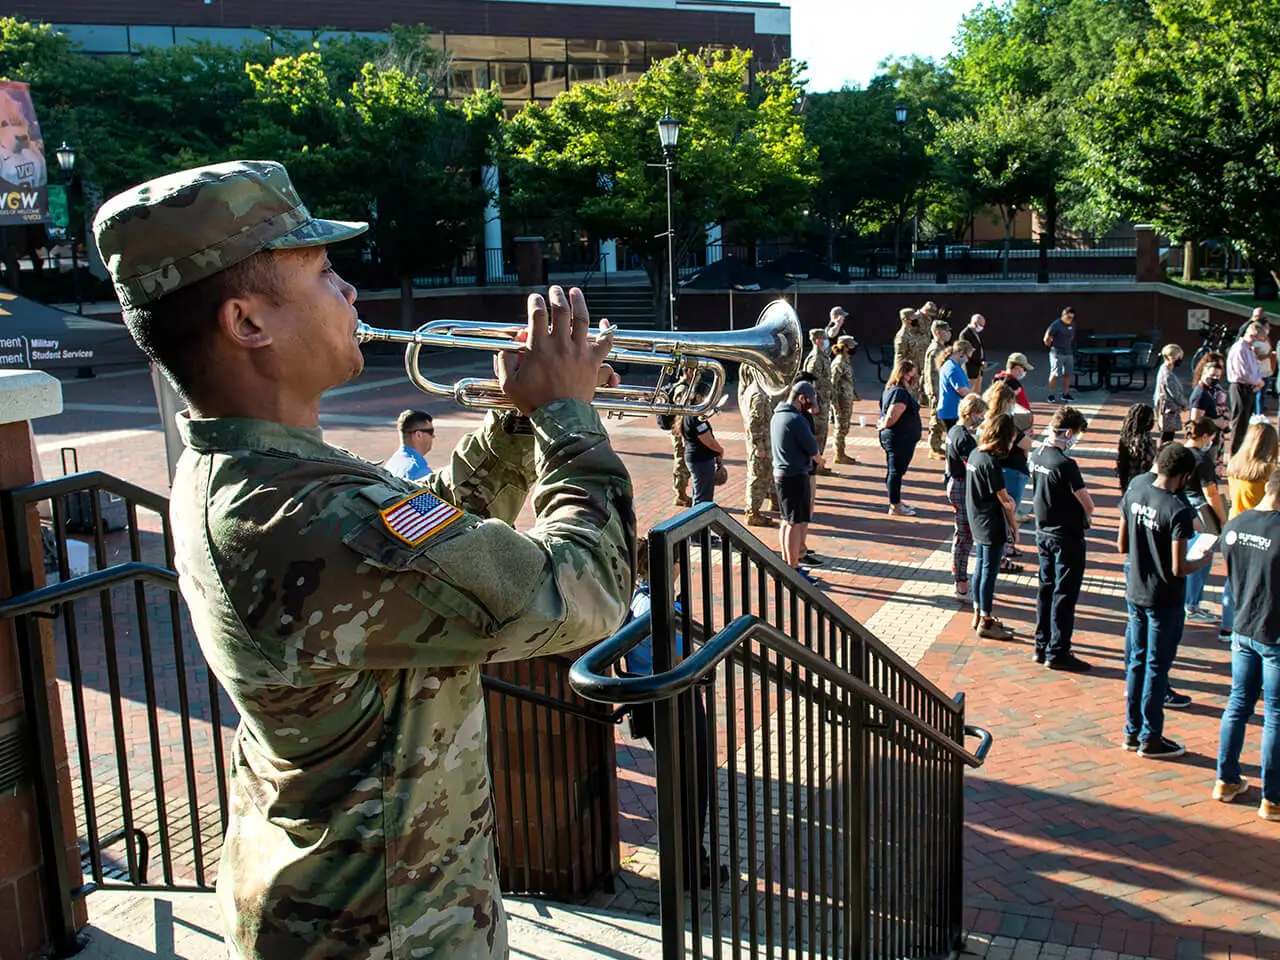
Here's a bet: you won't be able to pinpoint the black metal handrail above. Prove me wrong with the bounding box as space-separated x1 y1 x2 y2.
571 613 991 768
0 562 178 620
7 470 171 515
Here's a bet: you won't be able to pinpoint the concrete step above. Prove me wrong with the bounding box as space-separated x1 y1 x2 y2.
72 890 668 959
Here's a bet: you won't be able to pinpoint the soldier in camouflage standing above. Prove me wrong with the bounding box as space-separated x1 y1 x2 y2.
738 365 778 527
894 307 929 404
923 318 952 460
666 365 696 506
93 160 635 960
802 327 834 471
830 335 860 464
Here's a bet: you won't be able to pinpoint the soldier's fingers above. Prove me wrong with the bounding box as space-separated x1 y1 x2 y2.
569 287 589 345
547 285 571 344
526 293 549 348
590 326 617 368
497 345 520 390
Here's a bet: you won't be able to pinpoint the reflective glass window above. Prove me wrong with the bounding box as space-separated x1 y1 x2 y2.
446 34 530 60
129 25 174 50
532 62 567 98
176 26 271 46
449 60 491 94
53 24 129 53
531 37 566 58
646 41 679 60
567 39 645 61
494 62 531 98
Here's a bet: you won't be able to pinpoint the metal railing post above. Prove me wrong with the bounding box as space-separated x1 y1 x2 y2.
650 528 687 959
0 492 81 956
950 692 968 954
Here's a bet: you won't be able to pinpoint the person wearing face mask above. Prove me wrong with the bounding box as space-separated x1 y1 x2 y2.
1181 418 1227 624
878 359 924 516
802 327 835 471
771 381 824 583
893 308 929 404
1030 406 1095 672
1154 344 1189 446
959 314 987 392
945 393 987 601
1228 322 1268 456
923 319 953 460
1188 350 1231 457
1117 442 1215 760
1251 321 1275 416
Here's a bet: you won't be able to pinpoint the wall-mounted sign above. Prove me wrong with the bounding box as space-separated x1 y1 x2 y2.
1187 308 1210 331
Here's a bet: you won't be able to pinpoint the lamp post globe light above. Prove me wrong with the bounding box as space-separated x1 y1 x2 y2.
894 105 907 276
657 112 680 330
55 142 83 315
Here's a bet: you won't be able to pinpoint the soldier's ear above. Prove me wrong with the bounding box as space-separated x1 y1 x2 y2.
216 295 273 352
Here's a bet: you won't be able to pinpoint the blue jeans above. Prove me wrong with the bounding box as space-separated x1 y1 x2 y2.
1124 602 1186 743
1002 468 1029 513
879 429 916 505
1185 564 1211 610
1222 579 1235 634
972 542 1004 616
1217 634 1280 802
1035 534 1086 660
687 455 717 505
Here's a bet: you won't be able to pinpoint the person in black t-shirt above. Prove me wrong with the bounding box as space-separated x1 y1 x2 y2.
965 413 1018 640
878 360 924 516
1117 442 1213 760
1181 418 1226 622
1030 406 1095 672
945 394 987 601
1215 468 1280 817
680 383 725 505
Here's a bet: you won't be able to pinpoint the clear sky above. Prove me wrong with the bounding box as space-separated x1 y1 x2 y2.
787 0 978 92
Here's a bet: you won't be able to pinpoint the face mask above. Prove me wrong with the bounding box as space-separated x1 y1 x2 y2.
1059 433 1078 451
1173 358 1183 368
1256 340 1273 357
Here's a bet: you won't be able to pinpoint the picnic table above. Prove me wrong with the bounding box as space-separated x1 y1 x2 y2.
1086 332 1138 344
1076 345 1136 392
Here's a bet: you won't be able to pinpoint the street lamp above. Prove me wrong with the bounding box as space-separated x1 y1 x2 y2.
657 112 680 330
55 142 83 315
894 105 907 277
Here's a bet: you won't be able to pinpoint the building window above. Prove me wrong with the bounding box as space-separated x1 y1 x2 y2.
129 25 175 50
449 60 491 95
445 34 530 60
567 39 645 62
52 24 130 54
175 26 272 46
646 41 679 60
532 62 568 98
494 62 531 99
531 37 567 59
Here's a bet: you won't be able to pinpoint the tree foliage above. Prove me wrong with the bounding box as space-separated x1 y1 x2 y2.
503 49 815 318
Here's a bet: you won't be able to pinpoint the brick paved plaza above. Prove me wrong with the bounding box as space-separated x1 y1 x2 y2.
28 344 1280 960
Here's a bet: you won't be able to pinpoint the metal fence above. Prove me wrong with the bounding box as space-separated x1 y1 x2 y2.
570 505 992 959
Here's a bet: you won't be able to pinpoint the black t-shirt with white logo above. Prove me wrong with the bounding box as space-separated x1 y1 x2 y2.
1030 444 1087 538
965 449 1007 546
946 423 977 481
1222 510 1280 644
1119 479 1198 608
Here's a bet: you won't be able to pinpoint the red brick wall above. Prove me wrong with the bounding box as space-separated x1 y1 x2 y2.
0 421 87 960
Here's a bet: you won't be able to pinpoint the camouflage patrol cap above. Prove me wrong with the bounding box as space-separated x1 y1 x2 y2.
93 160 368 309
808 327 827 341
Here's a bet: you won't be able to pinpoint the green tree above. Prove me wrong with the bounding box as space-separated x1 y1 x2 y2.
1084 0 1280 282
933 96 1065 275
503 49 815 326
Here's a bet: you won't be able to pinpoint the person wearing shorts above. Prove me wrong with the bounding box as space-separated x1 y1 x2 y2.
771 381 822 583
1044 306 1077 401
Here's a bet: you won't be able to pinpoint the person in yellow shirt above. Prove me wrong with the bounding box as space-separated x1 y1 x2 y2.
1221 421 1280 639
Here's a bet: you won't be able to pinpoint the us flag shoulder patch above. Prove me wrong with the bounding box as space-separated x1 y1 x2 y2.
379 489 462 546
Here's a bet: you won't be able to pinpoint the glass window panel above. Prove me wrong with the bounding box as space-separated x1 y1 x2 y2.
446 34 529 60
531 61 567 98
176 26 271 47
54 24 129 53
129 25 174 50
495 61 531 98
603 62 644 84
646 41 679 60
450 60 491 95
531 37 566 58
567 39 645 62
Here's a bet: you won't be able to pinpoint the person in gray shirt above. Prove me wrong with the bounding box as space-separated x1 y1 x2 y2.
771 381 823 583
1044 306 1077 402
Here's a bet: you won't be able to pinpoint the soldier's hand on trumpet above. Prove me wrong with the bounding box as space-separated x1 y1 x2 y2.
495 285 619 415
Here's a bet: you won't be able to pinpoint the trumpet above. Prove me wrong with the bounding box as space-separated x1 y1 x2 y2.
355 299 803 417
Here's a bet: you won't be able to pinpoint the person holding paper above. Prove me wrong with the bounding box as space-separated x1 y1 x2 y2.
1117 443 1214 760
1214 468 1280 821
1181 419 1227 623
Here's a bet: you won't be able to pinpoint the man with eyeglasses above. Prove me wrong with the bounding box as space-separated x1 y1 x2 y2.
385 408 435 480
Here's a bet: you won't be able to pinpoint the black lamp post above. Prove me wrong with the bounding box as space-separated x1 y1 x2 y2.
894 104 908 277
657 112 680 330
55 141 82 315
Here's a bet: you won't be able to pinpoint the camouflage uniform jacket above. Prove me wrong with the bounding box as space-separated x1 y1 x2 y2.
802 346 833 410
923 339 946 405
830 354 857 408
170 401 635 960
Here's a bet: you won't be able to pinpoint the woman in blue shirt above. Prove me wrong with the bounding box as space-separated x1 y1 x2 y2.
936 342 975 430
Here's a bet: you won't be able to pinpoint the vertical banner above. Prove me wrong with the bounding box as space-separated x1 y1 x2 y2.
0 81 48 223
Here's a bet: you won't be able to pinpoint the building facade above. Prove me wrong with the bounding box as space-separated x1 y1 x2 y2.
25 0 790 115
